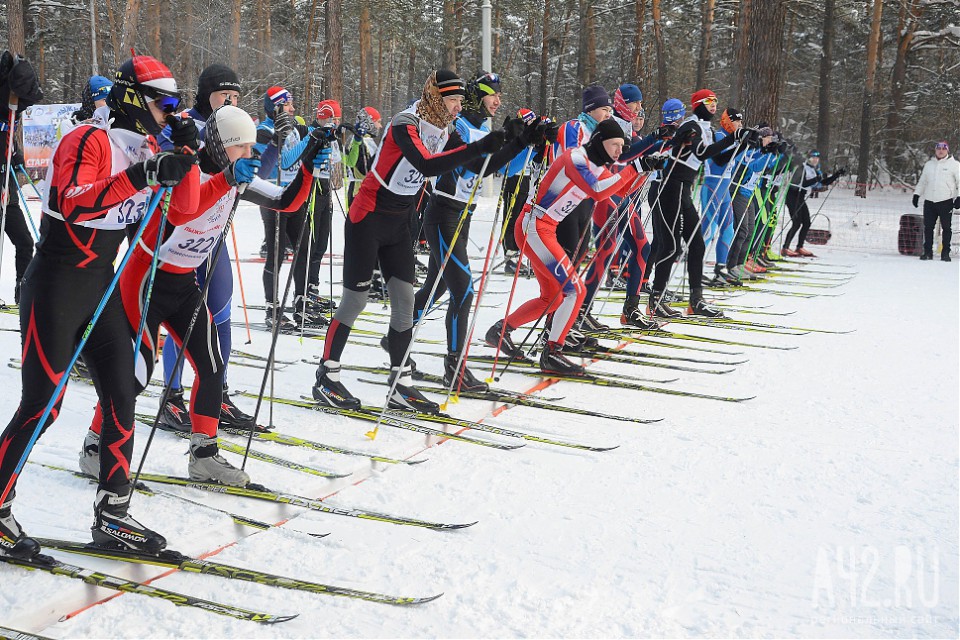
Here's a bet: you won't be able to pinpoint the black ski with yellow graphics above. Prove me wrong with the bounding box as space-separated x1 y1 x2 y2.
132 471 478 530
33 539 442 606
0 554 296 623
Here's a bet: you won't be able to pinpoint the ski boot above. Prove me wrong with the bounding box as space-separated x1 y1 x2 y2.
259 241 268 259
578 310 609 333
91 485 166 553
159 388 192 432
718 265 743 287
293 295 329 329
188 434 251 487
264 303 297 332
647 291 683 319
782 248 799 257
484 320 526 359
388 366 440 413
919 253 932 261
687 291 725 318
605 274 628 291
443 353 489 393
78 429 100 478
219 385 256 429
942 251 952 262
565 328 599 350
0 490 42 560
621 296 663 330
539 341 585 376
312 360 362 409
796 247 816 257
307 284 337 311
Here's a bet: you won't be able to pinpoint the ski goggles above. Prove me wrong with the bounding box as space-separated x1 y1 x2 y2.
809 150 821 158
476 72 501 95
699 96 718 107
935 142 949 150
145 90 182 114
636 107 646 120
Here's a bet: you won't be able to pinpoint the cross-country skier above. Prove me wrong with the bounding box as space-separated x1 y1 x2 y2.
782 150 845 257
0 56 198 558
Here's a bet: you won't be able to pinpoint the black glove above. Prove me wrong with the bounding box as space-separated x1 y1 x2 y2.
475 129 507 155
833 168 846 179
544 121 561 144
777 141 789 154
518 117 546 146
675 127 698 145
274 110 293 144
954 197 960 209
338 123 361 141
912 194 919 208
652 125 674 140
165 115 200 152
128 151 197 188
503 116 526 140
12 148 24 167
732 126 749 141
298 127 332 171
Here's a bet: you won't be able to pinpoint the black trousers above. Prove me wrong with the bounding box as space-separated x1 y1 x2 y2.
923 199 954 257
0 257 136 493
261 203 309 303
783 189 811 249
3 172 35 286
502 175 530 252
306 178 334 291
650 176 705 294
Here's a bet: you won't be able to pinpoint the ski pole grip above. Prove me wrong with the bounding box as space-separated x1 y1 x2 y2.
8 93 18 112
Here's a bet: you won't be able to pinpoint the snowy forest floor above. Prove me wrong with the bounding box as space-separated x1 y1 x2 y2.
0 185 956 638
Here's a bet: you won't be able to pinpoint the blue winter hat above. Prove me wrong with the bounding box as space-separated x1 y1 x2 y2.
618 84 643 104
661 98 686 124
88 75 113 102
582 85 612 113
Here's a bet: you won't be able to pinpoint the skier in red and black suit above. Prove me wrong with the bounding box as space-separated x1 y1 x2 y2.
0 57 198 559
77 105 321 488
311 69 506 413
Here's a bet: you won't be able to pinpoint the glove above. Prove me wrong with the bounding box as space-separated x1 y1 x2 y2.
912 194 919 208
675 127 698 145
633 156 660 172
12 148 24 167
129 151 197 188
518 117 545 146
339 123 362 140
274 110 293 144
544 121 561 144
475 129 507 155
165 115 200 152
503 116 526 140
652 125 674 140
310 146 332 171
777 141 789 154
954 197 960 209
224 156 261 186
833 168 846 179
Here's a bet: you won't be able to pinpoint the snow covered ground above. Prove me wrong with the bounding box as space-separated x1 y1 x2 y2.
0 185 956 638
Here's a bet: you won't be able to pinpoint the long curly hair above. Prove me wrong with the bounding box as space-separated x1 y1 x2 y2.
416 72 457 129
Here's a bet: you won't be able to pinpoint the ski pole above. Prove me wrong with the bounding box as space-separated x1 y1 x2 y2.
11 173 39 240
130 191 171 364
132 185 246 493
0 94 19 289
229 225 253 344
366 152 493 441
298 178 320 340
0 186 169 508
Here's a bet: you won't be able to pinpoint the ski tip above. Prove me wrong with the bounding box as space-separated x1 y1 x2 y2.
405 458 429 465
735 395 757 402
261 613 300 624
308 532 332 539
591 444 620 452
432 520 479 530
410 592 444 604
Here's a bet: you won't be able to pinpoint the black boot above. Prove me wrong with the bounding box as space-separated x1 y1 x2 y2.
219 384 255 428
264 303 297 331
387 366 440 414
91 485 166 554
0 491 42 560
312 360 361 409
443 353 489 392
688 290 725 318
920 253 932 261
159 388 192 432
621 296 663 330
484 320 525 358
539 341 585 375
578 310 609 332
647 291 682 318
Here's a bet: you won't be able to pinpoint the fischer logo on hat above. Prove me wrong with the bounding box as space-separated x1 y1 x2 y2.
316 99 342 120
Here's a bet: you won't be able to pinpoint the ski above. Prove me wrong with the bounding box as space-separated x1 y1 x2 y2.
0 554 296 623
636 316 808 336
588 329 799 351
133 472 478 529
230 349 297 365
0 626 52 640
134 414 351 479
34 539 442 606
235 392 525 451
668 316 853 335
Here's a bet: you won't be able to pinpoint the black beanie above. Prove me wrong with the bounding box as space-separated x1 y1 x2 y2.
585 119 629 166
435 69 466 97
195 64 241 119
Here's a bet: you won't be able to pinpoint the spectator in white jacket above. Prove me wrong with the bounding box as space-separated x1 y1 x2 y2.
913 141 960 261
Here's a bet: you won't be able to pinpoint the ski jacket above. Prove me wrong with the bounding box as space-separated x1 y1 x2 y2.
732 149 777 199
135 166 313 274
348 102 482 220
789 162 838 197
552 117 595 157
670 116 736 181
528 146 640 223
40 117 200 269
914 155 960 204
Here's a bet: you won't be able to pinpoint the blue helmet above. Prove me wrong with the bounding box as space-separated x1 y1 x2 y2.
661 98 685 124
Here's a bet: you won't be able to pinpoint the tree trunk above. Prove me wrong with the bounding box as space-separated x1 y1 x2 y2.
358 1 373 106
325 0 343 103
695 0 716 88
443 0 457 71
741 0 786 125
104 0 120 67
525 17 535 106
652 0 666 104
884 0 921 175
539 0 550 114
376 29 383 109
7 0 26 53
407 45 417 104
630 0 645 82
732 0 751 104
815 0 834 167
230 0 242 70
149 0 161 57
120 0 140 57
855 0 884 198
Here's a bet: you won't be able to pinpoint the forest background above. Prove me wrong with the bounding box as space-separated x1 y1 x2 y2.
2 0 959 190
